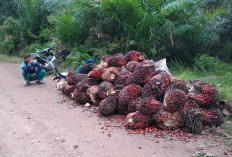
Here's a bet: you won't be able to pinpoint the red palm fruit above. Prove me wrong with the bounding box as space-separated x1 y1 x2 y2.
62 83 76 96
142 78 165 102
88 67 105 80
97 81 115 100
71 88 79 99
137 60 155 68
179 108 203 134
114 69 131 85
201 109 223 127
101 55 111 63
170 77 183 84
183 100 199 110
153 110 180 130
99 96 118 116
166 81 188 94
108 53 127 67
128 99 141 113
219 100 232 117
66 71 87 85
187 80 219 108
114 84 125 90
98 55 111 68
118 85 142 115
125 51 144 62
86 85 101 106
164 89 188 113
126 61 139 72
75 92 91 105
80 63 96 74
188 93 216 109
151 71 171 88
76 78 99 93
101 67 120 82
126 112 150 129
138 97 163 116
126 65 155 86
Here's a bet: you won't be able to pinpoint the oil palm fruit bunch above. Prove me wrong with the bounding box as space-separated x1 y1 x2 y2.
118 85 142 115
163 89 188 113
99 96 118 116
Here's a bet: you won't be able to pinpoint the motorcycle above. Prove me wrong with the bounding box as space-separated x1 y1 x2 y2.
31 43 58 72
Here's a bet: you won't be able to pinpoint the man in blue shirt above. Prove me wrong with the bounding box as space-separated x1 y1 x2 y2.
21 54 46 87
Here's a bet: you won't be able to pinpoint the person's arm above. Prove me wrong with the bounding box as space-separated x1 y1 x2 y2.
21 62 31 73
34 62 43 76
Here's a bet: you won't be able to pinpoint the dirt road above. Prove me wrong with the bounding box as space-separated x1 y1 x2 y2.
0 62 225 157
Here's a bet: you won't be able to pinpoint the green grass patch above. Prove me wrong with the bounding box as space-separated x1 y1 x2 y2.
0 53 23 64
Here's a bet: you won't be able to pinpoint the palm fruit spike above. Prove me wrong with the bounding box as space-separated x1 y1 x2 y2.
97 81 115 100
114 69 131 85
118 85 142 115
151 71 171 88
142 78 165 102
128 99 141 113
153 110 180 130
62 83 76 96
80 63 96 74
99 96 118 116
187 80 219 108
108 53 127 67
126 61 139 73
126 65 155 86
126 112 150 129
66 71 87 85
125 51 144 62
86 85 101 106
179 108 203 134
166 81 188 94
88 67 105 80
138 97 163 116
201 109 223 127
163 89 188 113
101 67 120 82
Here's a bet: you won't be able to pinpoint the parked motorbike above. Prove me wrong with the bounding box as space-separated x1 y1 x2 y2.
31 43 58 72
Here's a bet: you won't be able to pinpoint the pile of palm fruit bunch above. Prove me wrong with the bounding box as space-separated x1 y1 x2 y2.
61 51 231 134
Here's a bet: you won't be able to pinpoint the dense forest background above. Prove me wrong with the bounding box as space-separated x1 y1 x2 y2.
0 0 232 67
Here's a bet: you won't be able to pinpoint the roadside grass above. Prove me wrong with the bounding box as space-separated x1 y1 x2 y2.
0 53 23 63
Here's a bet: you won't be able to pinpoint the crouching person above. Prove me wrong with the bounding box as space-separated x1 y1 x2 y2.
22 54 46 87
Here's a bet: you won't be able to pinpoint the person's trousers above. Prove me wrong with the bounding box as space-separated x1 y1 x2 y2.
22 70 46 82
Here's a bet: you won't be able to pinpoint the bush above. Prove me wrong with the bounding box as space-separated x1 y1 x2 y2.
194 54 232 73
20 42 50 57
63 49 91 69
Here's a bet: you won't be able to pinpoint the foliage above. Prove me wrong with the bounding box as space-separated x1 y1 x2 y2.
0 0 231 64
20 42 50 57
194 54 232 73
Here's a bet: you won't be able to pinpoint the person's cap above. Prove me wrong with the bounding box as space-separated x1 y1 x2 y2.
24 54 31 59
